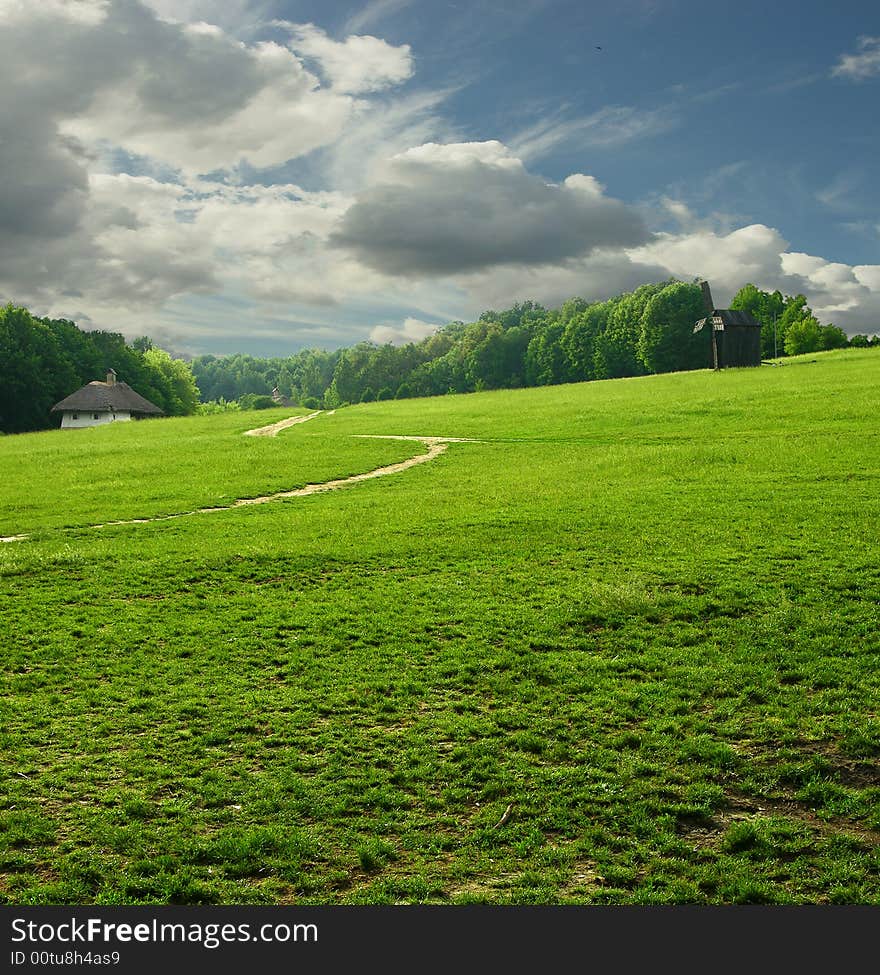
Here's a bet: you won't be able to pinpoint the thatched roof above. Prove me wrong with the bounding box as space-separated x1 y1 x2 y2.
52 380 163 415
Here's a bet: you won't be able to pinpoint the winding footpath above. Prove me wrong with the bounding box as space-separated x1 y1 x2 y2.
242 410 331 437
0 412 478 543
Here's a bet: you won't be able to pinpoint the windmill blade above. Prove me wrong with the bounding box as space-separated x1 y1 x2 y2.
700 281 714 315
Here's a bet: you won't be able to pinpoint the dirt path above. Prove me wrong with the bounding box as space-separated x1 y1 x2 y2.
243 410 333 437
208 436 475 507
92 435 475 530
0 421 479 542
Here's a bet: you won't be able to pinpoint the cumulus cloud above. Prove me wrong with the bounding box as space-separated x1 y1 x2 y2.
779 254 880 328
622 224 880 330
61 27 354 174
280 22 414 94
330 141 650 275
0 0 414 327
629 224 797 305
832 36 880 80
458 222 880 337
0 1 355 179
370 316 440 344
68 174 386 310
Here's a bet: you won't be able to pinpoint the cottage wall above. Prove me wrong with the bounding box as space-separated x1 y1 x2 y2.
60 410 131 428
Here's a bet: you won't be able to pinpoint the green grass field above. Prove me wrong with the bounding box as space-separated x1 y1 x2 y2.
1 349 878 904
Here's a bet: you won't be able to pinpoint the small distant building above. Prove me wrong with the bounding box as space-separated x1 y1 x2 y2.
693 281 762 369
271 386 293 407
51 369 164 429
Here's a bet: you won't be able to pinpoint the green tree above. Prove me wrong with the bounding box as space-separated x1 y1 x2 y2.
302 350 339 401
0 305 76 432
784 317 823 356
524 321 572 385
479 300 548 332
408 355 455 397
561 299 616 382
777 295 814 353
466 321 524 390
321 383 341 409
43 317 104 385
637 281 709 374
557 297 590 325
595 282 667 379
142 348 201 415
818 324 848 350
330 352 360 404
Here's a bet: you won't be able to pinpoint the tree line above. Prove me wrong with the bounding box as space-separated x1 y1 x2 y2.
0 304 200 434
192 279 873 409
3 280 875 434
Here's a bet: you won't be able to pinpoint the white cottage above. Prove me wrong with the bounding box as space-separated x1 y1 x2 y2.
51 369 164 429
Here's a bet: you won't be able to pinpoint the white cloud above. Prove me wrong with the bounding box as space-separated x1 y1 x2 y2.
85 174 216 306
780 251 828 279
395 140 522 170
1 1 416 192
832 36 880 80
370 316 439 344
280 22 414 94
641 228 880 331
79 174 391 310
509 105 678 161
319 87 460 191
629 224 793 305
61 32 355 175
855 265 880 291
0 0 416 331
655 196 718 234
779 253 880 327
462 223 880 336
141 0 268 34
345 0 414 34
0 0 110 26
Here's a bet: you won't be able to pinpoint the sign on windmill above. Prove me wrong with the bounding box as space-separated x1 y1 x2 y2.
693 281 762 369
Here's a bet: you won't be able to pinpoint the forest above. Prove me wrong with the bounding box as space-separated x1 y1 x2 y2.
190 279 868 409
2 279 875 434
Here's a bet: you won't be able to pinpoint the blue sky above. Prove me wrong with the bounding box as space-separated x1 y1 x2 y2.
1 0 878 356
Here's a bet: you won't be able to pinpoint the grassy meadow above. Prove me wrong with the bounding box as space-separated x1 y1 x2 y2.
1 348 879 904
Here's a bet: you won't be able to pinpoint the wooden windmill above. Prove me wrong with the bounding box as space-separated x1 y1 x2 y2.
693 280 762 369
